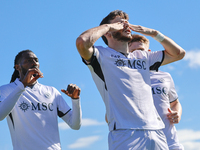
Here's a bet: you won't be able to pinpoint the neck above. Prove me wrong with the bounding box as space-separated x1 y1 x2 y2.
108 40 129 54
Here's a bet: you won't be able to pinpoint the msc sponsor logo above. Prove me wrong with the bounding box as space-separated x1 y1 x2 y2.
152 86 168 95
114 58 147 70
19 101 53 112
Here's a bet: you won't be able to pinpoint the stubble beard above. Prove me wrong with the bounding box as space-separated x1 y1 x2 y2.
112 31 132 42
20 65 28 76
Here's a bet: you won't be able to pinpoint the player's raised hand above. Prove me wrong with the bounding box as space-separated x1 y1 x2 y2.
108 22 125 32
21 67 43 87
61 84 81 99
129 24 158 37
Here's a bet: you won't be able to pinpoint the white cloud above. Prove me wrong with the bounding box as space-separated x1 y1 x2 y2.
82 118 106 126
181 141 200 150
184 50 200 68
178 129 200 150
165 65 175 71
58 118 106 130
68 136 101 149
58 122 71 130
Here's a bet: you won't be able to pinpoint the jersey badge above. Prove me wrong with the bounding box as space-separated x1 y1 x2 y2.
44 92 51 99
159 78 165 83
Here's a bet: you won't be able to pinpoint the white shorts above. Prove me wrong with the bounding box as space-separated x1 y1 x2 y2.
166 129 184 150
108 129 169 150
167 136 184 150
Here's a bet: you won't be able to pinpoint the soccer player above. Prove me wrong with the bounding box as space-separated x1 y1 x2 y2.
76 10 185 150
129 34 184 150
0 50 82 150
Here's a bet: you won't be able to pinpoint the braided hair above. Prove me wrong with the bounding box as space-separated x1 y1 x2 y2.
10 49 33 83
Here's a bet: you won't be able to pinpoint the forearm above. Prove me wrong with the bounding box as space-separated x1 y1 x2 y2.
61 98 82 130
76 24 110 61
153 32 186 65
170 99 182 123
170 100 182 117
129 25 185 64
0 85 24 120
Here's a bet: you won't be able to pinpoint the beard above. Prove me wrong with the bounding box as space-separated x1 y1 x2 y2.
20 65 28 76
112 31 132 42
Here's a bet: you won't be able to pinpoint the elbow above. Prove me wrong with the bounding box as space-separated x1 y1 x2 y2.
76 36 83 47
76 36 87 52
0 110 6 121
0 115 6 121
177 48 186 60
71 123 81 130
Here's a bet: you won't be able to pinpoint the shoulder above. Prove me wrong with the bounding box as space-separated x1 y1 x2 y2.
151 71 173 83
130 50 148 59
158 71 172 79
37 83 60 94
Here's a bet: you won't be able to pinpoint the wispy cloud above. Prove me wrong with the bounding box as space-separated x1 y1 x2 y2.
178 129 200 150
59 118 106 130
184 50 200 68
68 136 101 149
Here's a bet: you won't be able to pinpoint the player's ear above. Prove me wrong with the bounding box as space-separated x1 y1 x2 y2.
15 64 21 72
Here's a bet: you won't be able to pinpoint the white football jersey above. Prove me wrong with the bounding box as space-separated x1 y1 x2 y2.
150 71 183 149
0 78 72 150
83 46 165 131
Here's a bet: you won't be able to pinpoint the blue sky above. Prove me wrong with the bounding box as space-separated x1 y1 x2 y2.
0 1 200 150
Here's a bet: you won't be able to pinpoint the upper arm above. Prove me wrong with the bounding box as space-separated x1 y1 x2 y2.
161 46 186 66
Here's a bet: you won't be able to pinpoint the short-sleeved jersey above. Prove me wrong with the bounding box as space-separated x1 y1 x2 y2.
150 71 183 149
83 47 165 131
0 78 71 150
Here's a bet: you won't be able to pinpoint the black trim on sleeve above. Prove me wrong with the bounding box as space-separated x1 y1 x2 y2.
170 98 178 103
9 113 15 129
161 50 165 64
150 51 165 71
82 47 107 90
113 122 116 130
57 108 71 118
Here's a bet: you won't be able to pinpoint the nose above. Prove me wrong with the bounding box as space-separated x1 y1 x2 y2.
31 59 39 68
32 59 37 64
121 20 129 28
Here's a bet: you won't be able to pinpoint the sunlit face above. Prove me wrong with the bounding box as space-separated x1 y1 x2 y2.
18 52 40 76
110 16 132 42
128 41 149 52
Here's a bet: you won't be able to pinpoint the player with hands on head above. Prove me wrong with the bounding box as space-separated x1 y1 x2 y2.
0 49 82 150
76 10 185 150
129 34 184 150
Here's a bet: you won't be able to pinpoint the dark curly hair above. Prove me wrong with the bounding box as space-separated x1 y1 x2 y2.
100 10 129 45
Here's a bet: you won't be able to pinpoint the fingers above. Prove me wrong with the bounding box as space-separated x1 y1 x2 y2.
129 25 157 37
32 67 43 78
63 84 81 99
169 116 178 124
22 68 43 86
167 110 180 124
